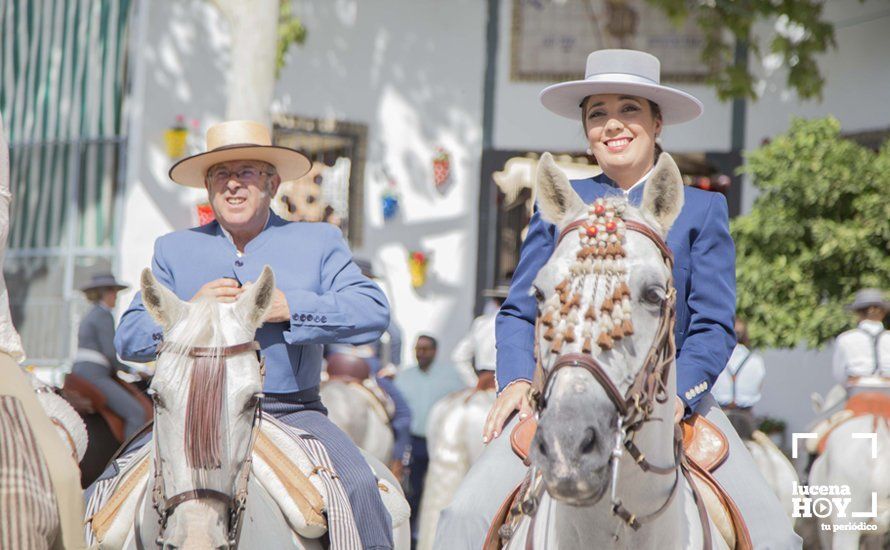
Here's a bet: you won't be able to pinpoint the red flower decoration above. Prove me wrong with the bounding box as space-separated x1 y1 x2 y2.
605 220 617 233
586 225 598 237
594 204 606 216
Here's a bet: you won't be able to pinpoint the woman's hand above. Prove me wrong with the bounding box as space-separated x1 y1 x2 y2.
673 395 685 424
483 380 534 443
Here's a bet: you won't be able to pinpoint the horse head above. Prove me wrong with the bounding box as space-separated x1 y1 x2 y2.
529 152 683 506
141 266 275 549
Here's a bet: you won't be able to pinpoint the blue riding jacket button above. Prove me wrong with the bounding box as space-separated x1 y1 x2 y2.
321 316 327 323
300 314 307 322
235 260 244 267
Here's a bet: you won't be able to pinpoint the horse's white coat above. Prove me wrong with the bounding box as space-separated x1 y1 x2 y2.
506 153 728 549
320 380 394 464
744 431 798 525
810 414 890 549
417 388 495 550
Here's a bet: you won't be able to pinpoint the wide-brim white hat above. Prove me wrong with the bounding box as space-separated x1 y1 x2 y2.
539 49 703 125
169 120 311 188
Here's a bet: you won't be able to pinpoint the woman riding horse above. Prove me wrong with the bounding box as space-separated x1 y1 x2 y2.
435 49 800 548
72 274 148 439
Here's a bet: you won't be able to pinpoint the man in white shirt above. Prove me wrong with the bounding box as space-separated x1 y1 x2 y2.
394 334 467 545
832 288 889 384
451 286 508 386
712 319 765 438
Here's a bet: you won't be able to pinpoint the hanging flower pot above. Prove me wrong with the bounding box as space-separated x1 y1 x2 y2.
381 188 399 220
164 115 189 159
432 147 451 192
196 202 215 226
408 250 429 288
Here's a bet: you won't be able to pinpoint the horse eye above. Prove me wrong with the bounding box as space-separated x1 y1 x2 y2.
533 287 545 302
642 285 664 305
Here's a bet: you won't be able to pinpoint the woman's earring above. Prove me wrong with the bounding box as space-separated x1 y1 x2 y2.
585 147 592 155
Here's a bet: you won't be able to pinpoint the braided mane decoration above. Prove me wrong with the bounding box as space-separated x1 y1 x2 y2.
541 197 634 356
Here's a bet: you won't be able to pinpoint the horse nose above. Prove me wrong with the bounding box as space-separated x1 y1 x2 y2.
579 426 597 455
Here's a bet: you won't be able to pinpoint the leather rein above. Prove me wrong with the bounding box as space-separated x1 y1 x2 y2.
139 340 265 549
529 217 681 533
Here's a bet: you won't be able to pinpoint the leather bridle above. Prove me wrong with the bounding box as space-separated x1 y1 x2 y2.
529 216 682 532
140 340 265 549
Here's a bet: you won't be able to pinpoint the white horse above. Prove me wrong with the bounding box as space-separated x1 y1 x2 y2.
743 431 798 524
320 378 394 465
809 405 890 549
505 153 728 549
417 383 496 550
94 267 407 549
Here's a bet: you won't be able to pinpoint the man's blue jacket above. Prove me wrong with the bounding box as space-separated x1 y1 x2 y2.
495 174 736 413
115 213 390 394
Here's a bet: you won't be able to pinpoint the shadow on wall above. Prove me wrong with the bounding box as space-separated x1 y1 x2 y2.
272 0 486 354
134 0 232 231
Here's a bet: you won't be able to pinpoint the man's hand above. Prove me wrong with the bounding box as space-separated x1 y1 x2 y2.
190 278 243 303
482 380 534 443
242 282 290 323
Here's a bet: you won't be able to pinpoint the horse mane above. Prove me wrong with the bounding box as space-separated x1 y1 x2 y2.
163 299 226 470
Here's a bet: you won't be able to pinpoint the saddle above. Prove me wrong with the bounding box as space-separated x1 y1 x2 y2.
85 413 408 548
485 415 752 550
62 373 152 442
814 391 890 455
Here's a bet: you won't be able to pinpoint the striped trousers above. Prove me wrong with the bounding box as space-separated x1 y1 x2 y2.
263 391 394 550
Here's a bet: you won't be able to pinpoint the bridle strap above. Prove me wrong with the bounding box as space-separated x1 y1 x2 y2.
165 488 232 511
157 340 260 358
557 218 673 266
543 353 628 416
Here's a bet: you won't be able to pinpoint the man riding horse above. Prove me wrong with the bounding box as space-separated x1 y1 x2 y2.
113 120 395 549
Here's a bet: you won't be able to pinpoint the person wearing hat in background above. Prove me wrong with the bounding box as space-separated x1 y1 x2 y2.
436 49 798 548
451 285 509 388
114 120 394 548
832 288 890 384
72 273 147 439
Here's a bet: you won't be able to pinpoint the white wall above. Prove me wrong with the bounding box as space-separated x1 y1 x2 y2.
277 0 486 366
120 0 487 368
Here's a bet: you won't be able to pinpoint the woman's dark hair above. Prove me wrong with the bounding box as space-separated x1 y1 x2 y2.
581 96 663 163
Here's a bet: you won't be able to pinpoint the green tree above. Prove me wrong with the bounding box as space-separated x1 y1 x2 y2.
276 0 307 78
732 117 890 349
644 0 837 100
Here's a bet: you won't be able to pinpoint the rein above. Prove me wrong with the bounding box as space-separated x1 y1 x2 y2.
147 340 265 549
528 210 682 535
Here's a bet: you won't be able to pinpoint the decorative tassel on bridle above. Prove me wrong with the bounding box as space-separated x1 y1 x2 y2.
184 349 226 470
541 198 634 356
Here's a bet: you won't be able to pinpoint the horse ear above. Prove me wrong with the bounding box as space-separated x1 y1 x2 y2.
141 268 185 330
236 266 276 329
535 152 586 228
641 153 684 235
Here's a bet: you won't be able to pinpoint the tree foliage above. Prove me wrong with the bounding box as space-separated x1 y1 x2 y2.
644 0 837 101
276 0 307 78
732 117 890 349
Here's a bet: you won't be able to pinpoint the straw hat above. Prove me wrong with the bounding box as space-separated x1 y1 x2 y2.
539 49 703 125
845 288 889 312
79 273 128 293
169 120 312 188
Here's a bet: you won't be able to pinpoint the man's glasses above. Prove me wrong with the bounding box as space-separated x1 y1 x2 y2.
207 166 272 185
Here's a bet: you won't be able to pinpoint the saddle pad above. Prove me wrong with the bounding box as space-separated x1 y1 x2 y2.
684 458 753 550
85 444 151 547
682 414 729 472
510 417 537 466
846 391 890 418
